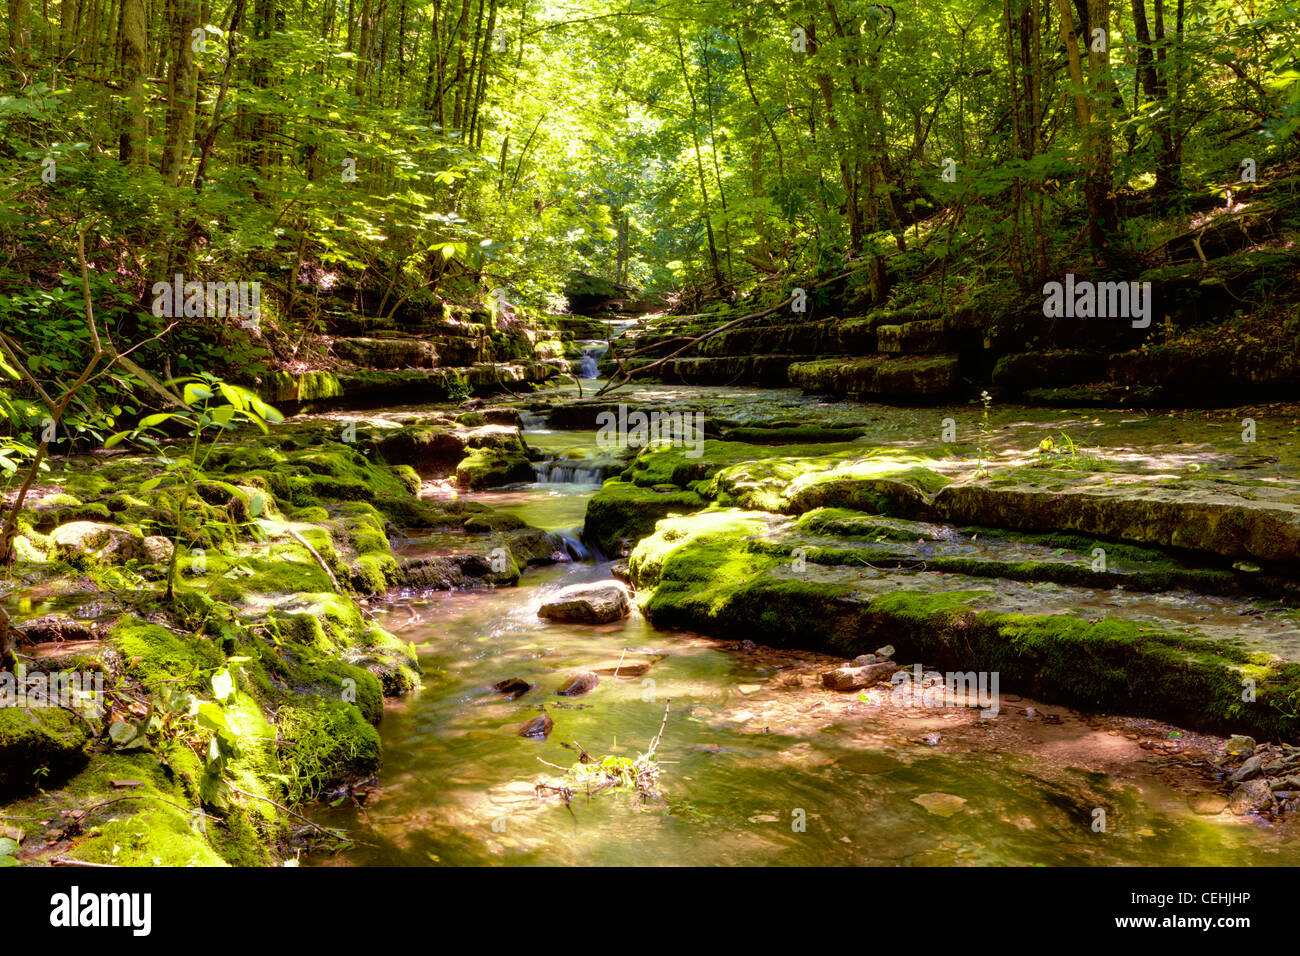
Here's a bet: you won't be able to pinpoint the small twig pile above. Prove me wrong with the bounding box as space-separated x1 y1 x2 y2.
535 699 672 807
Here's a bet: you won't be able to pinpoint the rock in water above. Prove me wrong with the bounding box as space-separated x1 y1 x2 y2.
518 714 553 739
493 678 531 699
822 661 899 691
1188 792 1229 815
912 792 968 817
537 582 631 624
1228 778 1273 815
556 671 599 697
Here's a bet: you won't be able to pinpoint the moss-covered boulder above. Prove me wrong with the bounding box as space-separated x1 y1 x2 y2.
48 521 146 565
0 708 92 798
371 423 466 472
583 479 708 556
455 426 535 489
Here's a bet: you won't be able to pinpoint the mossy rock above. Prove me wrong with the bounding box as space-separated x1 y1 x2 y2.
110 617 225 692
626 514 1300 741
583 479 708 557
455 445 534 490
0 708 92 798
464 511 528 533
276 700 382 802
371 424 466 472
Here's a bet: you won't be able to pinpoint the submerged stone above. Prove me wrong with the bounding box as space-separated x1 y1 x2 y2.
912 792 968 817
822 661 899 692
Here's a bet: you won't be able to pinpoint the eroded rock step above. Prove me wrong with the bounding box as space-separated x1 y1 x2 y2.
788 355 961 400
626 508 1300 741
267 361 558 406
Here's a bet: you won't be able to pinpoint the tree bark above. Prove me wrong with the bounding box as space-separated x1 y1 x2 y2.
118 0 147 163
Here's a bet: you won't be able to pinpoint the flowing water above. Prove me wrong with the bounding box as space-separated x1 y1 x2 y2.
309 476 1300 867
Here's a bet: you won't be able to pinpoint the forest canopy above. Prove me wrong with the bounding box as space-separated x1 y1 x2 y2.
0 0 1295 392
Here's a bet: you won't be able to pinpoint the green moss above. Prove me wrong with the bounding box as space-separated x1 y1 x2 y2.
350 625 421 696
277 700 382 803
371 495 465 529
721 425 869 444
347 552 401 594
455 445 534 490
797 508 943 541
393 464 422 495
267 370 342 403
0 708 92 798
207 551 336 600
110 618 224 692
583 479 708 556
464 511 528 533
628 510 1300 740
713 454 948 516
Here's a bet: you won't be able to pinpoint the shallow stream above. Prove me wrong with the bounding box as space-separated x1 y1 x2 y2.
309 473 1300 867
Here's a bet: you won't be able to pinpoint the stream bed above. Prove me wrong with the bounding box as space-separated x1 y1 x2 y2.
308 480 1300 867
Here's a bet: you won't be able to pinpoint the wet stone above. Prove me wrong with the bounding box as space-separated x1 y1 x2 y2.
822 661 899 692
912 792 968 817
493 678 531 699
1230 754 1264 782
518 714 554 740
556 671 599 697
1228 778 1273 815
1225 735 1257 756
1188 792 1229 815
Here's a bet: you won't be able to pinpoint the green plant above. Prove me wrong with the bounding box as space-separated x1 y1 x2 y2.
446 370 472 404
535 700 672 806
108 657 255 808
1036 431 1103 471
105 374 283 601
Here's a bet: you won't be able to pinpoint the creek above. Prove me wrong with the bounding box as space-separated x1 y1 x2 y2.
307 419 1300 866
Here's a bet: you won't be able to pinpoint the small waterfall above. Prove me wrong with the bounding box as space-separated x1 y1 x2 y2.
556 529 592 561
533 458 604 485
519 409 549 431
576 343 607 380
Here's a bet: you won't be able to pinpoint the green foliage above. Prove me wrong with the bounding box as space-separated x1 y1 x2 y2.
105 374 284 599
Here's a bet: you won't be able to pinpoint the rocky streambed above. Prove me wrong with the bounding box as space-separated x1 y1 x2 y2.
4 379 1299 867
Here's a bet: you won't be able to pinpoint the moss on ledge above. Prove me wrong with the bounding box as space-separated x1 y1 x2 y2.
627 512 1300 742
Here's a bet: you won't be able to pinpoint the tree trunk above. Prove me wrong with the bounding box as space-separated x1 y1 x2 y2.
118 0 147 163
160 0 198 183
675 30 724 291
